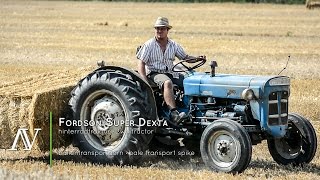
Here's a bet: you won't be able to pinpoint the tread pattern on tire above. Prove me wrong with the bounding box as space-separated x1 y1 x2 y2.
69 69 154 165
267 113 317 165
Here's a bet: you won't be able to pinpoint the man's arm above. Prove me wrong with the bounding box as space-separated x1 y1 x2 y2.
183 55 206 63
138 60 148 82
175 43 198 62
182 55 196 63
183 55 196 60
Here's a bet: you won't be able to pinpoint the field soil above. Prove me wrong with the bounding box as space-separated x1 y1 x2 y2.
0 0 320 179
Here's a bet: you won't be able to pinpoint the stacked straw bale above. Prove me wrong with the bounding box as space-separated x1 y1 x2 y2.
0 87 74 151
0 96 32 149
0 70 91 151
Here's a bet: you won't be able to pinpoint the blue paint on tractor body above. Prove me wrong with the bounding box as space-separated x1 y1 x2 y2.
183 72 290 138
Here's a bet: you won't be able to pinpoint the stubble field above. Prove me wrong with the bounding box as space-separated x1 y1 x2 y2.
0 0 320 179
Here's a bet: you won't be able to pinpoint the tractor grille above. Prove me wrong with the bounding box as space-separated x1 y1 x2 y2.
268 91 289 126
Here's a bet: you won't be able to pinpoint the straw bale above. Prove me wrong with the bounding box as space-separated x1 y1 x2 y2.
0 85 74 151
0 70 93 151
0 96 32 149
29 85 74 151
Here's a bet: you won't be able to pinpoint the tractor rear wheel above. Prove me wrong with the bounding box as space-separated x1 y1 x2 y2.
69 69 154 165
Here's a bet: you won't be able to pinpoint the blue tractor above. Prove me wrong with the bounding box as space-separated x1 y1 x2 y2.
69 57 317 173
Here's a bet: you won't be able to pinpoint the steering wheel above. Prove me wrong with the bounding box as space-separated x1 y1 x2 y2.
172 56 206 73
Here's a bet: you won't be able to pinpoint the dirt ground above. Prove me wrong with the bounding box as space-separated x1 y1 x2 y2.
0 0 320 179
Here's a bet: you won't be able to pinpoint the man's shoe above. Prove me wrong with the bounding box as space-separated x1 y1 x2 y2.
170 110 189 124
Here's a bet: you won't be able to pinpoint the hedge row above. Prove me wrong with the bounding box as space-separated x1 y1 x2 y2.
74 0 305 5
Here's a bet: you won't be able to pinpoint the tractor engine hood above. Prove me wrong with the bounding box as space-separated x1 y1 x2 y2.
183 72 290 99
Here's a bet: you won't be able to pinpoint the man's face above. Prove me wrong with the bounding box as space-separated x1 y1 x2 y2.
155 27 169 40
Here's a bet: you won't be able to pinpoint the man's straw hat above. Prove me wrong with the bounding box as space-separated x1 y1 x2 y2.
154 17 172 29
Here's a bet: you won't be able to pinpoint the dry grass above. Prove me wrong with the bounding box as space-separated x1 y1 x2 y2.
0 0 320 179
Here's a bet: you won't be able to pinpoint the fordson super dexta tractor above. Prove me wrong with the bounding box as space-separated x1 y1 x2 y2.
69 57 317 173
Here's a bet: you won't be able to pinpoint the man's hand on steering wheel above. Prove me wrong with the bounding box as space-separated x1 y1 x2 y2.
172 55 207 72
185 55 206 63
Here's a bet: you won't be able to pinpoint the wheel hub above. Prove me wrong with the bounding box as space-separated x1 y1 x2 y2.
217 140 230 156
212 134 237 164
90 97 125 145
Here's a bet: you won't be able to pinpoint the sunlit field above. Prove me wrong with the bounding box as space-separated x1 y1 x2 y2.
0 0 320 179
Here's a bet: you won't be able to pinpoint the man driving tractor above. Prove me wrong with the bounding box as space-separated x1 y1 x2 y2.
136 17 197 124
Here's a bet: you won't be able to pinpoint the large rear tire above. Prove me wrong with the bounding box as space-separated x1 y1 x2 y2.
200 119 252 173
267 113 317 165
69 69 154 165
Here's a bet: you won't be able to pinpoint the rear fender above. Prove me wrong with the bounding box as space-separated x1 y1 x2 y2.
94 66 158 121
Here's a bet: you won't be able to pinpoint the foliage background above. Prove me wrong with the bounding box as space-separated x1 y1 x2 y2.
72 0 306 5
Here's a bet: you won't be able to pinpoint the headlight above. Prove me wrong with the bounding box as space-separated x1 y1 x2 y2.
242 88 255 101
269 77 290 86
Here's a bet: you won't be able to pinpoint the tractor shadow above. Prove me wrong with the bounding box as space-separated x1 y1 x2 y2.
0 151 89 164
247 158 320 177
138 146 320 177
1 146 320 177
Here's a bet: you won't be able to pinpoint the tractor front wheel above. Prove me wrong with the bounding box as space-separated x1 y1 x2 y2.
267 113 317 165
200 119 252 173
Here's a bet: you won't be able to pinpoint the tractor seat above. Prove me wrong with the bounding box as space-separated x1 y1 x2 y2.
147 78 160 91
134 70 159 90
147 78 180 92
